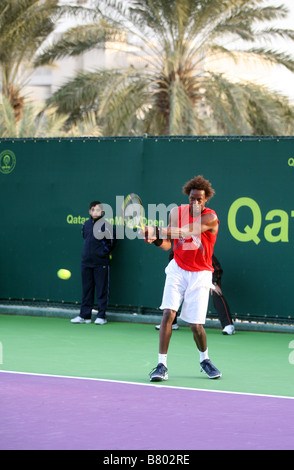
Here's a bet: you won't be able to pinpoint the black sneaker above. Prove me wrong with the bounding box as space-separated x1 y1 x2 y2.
200 359 222 379
149 363 168 382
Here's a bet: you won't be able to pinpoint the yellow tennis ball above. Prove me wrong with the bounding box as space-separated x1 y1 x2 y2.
57 269 71 280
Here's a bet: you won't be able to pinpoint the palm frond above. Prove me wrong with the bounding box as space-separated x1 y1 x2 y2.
34 20 122 66
0 0 95 118
246 47 294 72
45 0 294 136
0 95 17 136
202 72 294 135
0 94 69 137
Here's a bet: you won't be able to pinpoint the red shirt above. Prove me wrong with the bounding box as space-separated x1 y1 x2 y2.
173 205 218 272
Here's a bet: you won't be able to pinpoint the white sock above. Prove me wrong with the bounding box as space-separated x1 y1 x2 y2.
199 349 209 363
158 354 167 367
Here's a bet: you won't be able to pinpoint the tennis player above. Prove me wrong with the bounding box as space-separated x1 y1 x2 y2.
144 175 222 381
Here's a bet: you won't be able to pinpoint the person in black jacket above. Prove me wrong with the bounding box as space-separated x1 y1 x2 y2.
211 255 235 335
71 201 116 325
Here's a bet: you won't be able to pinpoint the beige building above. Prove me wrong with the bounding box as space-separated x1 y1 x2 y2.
18 0 294 106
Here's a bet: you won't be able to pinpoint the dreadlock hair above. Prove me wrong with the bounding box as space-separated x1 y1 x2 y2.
182 175 215 201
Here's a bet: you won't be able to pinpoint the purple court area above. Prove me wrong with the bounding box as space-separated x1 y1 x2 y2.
1 371 294 450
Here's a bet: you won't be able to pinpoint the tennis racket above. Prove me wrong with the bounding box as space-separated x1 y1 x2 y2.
122 193 145 231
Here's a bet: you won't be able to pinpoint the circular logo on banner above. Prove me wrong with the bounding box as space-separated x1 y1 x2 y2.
288 157 294 167
0 150 16 174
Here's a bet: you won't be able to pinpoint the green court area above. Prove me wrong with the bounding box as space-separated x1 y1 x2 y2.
0 313 293 398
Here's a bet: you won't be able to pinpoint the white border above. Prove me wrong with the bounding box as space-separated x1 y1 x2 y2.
1 369 294 400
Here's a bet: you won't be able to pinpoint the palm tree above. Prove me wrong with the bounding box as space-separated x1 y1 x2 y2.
0 0 90 121
0 0 57 120
0 94 102 137
37 0 294 135
0 94 65 137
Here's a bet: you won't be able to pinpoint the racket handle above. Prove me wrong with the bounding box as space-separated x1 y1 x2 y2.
153 227 163 246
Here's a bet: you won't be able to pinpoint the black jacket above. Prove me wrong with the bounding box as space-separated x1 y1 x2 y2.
81 217 116 267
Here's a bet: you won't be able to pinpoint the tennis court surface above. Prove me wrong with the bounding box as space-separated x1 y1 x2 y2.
1 314 294 450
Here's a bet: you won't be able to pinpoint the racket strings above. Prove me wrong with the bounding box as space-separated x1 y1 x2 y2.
123 194 144 229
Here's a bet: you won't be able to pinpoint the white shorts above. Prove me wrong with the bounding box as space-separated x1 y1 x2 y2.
159 259 213 324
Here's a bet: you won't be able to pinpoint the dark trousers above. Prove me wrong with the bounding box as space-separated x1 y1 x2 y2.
211 291 233 328
80 265 110 319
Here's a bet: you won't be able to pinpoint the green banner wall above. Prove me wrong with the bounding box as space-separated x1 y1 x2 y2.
0 136 293 323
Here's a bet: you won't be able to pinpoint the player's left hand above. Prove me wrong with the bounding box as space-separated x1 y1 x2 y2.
141 225 157 244
214 285 223 296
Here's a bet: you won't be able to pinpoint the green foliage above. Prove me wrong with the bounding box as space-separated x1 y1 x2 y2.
2 1 294 136
0 94 102 137
41 0 294 136
0 0 87 119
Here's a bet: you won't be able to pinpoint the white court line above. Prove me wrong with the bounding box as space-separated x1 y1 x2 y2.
1 369 294 401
